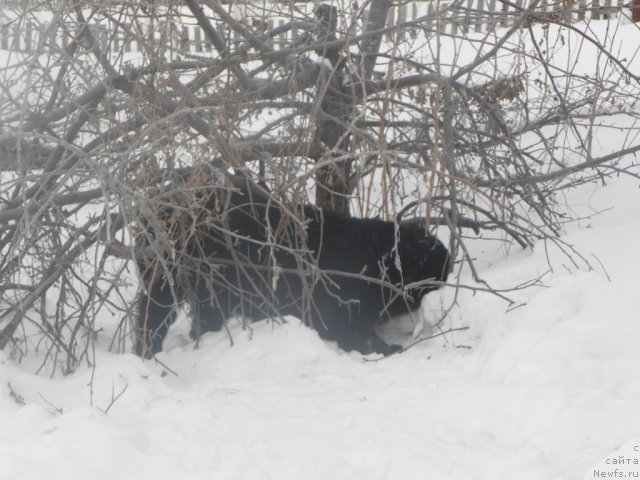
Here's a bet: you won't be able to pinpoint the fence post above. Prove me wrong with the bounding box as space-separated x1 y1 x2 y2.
476 0 485 32
426 1 435 33
385 6 394 40
194 25 203 52
180 25 189 53
25 21 32 52
278 18 286 48
488 0 498 30
463 0 472 33
577 0 587 21
399 2 408 39
1 23 8 50
592 0 601 19
500 0 509 27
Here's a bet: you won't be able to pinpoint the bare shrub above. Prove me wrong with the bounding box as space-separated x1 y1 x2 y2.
1 0 639 373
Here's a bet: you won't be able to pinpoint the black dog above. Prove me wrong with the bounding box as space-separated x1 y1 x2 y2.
134 178 449 357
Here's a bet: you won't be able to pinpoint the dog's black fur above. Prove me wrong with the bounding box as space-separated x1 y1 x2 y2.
134 179 449 357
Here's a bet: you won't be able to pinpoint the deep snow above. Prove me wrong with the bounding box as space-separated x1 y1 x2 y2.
2 15 640 480
2 166 640 480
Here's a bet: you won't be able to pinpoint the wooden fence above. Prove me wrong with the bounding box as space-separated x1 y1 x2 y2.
0 0 632 54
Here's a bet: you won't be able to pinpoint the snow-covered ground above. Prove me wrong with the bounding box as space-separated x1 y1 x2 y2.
3 17 640 480
2 167 640 480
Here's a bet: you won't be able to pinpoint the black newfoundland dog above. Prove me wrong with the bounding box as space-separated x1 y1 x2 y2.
134 177 449 357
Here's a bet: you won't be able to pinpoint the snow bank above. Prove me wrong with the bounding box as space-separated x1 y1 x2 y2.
1 172 640 479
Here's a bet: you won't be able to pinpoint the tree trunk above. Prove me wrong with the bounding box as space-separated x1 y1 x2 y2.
312 4 352 215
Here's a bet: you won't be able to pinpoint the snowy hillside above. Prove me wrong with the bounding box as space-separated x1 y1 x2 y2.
2 169 640 479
